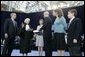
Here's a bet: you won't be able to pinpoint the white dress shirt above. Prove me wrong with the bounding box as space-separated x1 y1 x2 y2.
25 24 30 31
68 16 75 28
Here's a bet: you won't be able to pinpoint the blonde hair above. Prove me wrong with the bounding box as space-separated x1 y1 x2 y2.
54 9 64 18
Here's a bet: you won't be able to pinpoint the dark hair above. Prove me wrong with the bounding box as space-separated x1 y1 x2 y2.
54 9 64 18
68 9 77 16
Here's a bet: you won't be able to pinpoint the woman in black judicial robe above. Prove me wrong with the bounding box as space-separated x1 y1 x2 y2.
19 18 34 56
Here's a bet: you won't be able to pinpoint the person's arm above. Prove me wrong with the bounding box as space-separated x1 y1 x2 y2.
74 19 82 38
4 19 9 38
73 18 82 43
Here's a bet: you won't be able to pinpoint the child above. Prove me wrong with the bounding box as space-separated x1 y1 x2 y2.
34 19 44 56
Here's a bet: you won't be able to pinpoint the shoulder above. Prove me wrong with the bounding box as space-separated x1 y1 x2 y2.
74 18 81 22
75 18 80 20
60 16 66 20
59 16 66 23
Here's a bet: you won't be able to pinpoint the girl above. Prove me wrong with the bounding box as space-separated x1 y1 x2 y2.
34 19 44 56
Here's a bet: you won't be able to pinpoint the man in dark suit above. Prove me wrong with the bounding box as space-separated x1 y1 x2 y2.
40 11 52 56
2 13 18 56
67 9 82 56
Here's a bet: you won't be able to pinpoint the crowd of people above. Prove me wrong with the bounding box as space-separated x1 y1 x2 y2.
1 9 83 56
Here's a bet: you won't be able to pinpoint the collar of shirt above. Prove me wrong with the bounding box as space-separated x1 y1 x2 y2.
69 16 75 24
11 18 16 26
11 18 14 21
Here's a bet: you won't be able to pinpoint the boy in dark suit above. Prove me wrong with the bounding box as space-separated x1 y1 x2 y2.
67 9 82 56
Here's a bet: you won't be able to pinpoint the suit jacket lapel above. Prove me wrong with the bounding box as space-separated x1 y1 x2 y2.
10 19 16 28
68 18 76 29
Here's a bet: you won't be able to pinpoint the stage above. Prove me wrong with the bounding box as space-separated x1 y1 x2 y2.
11 49 84 56
1 48 84 56
11 49 70 56
1 35 84 56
